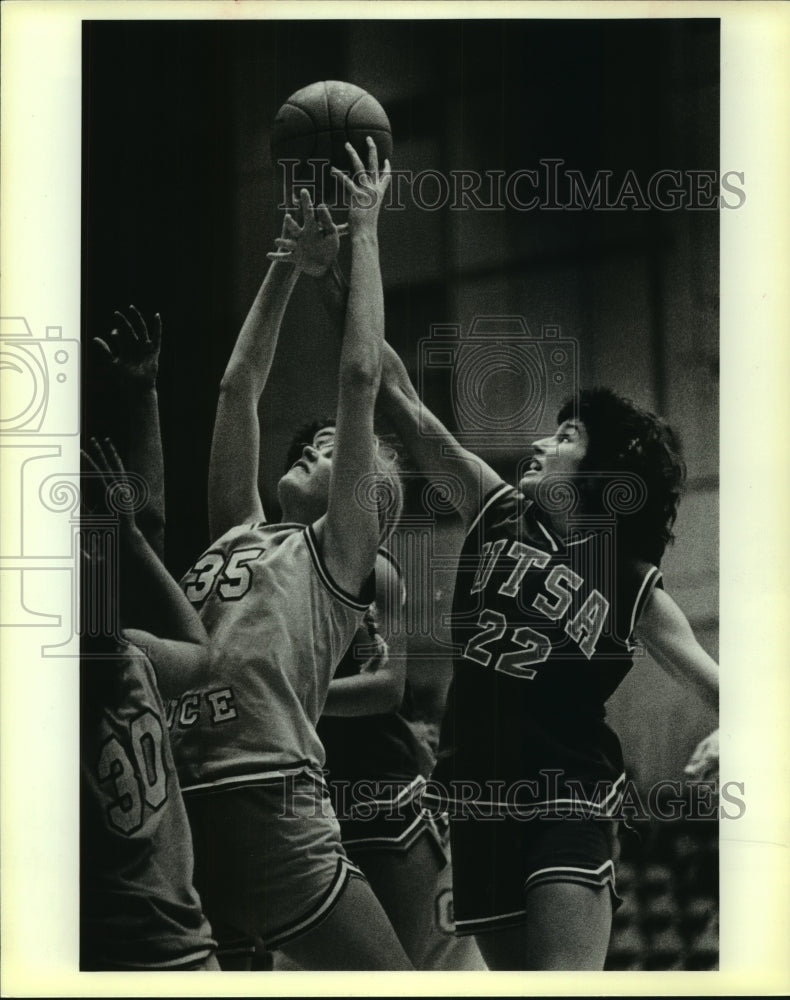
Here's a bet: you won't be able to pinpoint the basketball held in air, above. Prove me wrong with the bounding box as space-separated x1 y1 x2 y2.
271 80 393 192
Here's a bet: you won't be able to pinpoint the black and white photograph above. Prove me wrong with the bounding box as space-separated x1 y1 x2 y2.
1 1 789 995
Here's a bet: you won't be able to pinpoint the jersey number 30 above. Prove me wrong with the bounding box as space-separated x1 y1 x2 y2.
182 547 263 604
97 711 167 835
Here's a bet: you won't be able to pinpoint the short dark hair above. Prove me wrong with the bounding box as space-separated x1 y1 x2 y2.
557 388 686 565
285 417 404 543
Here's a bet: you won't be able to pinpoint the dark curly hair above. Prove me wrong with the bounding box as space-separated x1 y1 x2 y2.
557 388 686 566
284 417 404 543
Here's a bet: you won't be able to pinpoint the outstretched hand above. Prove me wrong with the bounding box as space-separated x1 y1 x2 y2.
93 305 161 387
331 136 391 234
684 728 719 783
81 436 141 538
267 189 346 277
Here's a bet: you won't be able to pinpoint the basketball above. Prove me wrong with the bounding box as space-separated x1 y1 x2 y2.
270 80 393 176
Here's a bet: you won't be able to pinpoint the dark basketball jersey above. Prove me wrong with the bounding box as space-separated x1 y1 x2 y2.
317 674 424 787
430 483 662 818
80 644 216 970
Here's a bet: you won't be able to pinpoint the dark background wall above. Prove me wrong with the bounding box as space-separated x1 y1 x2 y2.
82 17 719 788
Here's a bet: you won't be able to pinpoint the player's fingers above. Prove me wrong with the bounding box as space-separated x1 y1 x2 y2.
380 158 392 191
330 166 357 197
152 312 162 349
344 141 367 181
128 303 149 344
687 760 714 782
80 444 104 477
365 135 379 178
315 203 336 233
102 437 127 477
274 237 297 248
282 213 301 237
92 337 117 362
113 309 139 345
266 250 293 262
298 187 315 220
85 436 112 478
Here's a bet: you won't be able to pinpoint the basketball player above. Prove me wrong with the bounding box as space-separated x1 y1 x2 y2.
260 513 448 970
80 435 219 971
167 139 414 970
272 210 489 971
375 348 719 970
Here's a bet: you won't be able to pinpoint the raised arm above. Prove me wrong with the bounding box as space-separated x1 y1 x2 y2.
633 587 719 780
209 191 348 540
315 252 501 529
208 237 299 539
377 341 503 527
92 306 165 560
303 139 390 598
82 437 209 698
633 587 719 710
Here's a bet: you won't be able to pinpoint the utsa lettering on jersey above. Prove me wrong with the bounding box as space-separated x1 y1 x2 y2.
430 483 662 819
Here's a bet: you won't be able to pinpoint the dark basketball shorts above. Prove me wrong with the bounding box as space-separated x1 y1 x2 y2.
449 813 622 936
184 772 366 954
333 775 448 867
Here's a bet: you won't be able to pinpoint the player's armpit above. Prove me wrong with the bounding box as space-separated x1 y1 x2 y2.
633 587 719 710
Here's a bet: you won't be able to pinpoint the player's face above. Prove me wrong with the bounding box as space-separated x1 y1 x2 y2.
277 426 335 521
518 419 589 498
